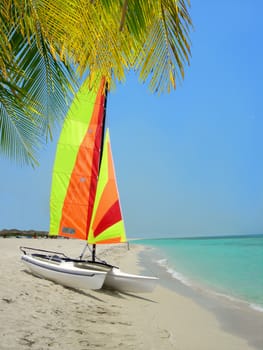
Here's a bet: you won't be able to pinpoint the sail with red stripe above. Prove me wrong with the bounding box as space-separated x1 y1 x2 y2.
88 129 126 244
49 78 106 240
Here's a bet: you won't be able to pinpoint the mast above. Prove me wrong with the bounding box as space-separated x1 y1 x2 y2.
92 82 108 262
99 82 108 167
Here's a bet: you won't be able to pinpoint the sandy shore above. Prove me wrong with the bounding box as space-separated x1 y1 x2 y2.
0 238 262 350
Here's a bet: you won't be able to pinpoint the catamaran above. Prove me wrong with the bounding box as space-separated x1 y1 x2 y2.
21 77 158 293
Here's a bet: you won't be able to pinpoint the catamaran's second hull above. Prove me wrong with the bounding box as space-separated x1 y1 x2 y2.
103 267 159 293
21 255 107 290
80 262 159 293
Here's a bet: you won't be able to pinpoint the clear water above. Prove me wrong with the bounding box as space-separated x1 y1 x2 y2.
133 235 263 311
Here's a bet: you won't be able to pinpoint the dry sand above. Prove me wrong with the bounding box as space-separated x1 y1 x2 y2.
0 238 262 350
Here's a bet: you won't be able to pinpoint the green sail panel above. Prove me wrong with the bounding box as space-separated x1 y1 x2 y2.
49 78 106 240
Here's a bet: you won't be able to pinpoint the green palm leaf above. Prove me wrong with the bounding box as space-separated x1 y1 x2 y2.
134 0 192 92
0 5 78 165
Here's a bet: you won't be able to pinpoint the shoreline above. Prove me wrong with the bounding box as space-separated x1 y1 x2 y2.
139 245 263 350
1 238 262 349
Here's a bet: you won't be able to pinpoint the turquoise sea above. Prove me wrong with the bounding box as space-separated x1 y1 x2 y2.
133 235 263 312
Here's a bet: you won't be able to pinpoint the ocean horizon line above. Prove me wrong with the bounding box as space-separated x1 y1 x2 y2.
131 233 263 241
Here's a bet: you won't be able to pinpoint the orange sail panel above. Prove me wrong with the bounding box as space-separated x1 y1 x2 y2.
88 129 127 244
49 78 106 240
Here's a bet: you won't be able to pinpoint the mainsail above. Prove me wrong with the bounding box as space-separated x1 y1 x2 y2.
49 78 126 244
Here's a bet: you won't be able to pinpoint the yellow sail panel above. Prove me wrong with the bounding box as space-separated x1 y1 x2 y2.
49 78 106 239
88 129 127 244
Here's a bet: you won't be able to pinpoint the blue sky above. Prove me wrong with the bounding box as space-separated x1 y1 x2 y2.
1 0 262 238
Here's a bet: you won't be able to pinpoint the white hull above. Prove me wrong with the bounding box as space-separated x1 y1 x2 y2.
21 248 159 293
104 267 158 293
21 255 106 290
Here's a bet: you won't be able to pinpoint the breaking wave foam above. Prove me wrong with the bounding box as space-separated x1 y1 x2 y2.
157 258 191 286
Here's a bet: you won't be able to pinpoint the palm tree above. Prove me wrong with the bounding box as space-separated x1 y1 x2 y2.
0 0 192 166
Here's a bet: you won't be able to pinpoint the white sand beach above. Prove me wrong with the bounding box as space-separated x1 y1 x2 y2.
0 238 262 350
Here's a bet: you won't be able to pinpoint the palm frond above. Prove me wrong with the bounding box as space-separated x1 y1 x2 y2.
0 3 78 165
0 81 41 167
32 0 192 92
33 0 133 87
133 0 192 93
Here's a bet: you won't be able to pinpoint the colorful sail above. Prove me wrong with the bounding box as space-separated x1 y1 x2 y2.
87 129 127 244
49 78 106 240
